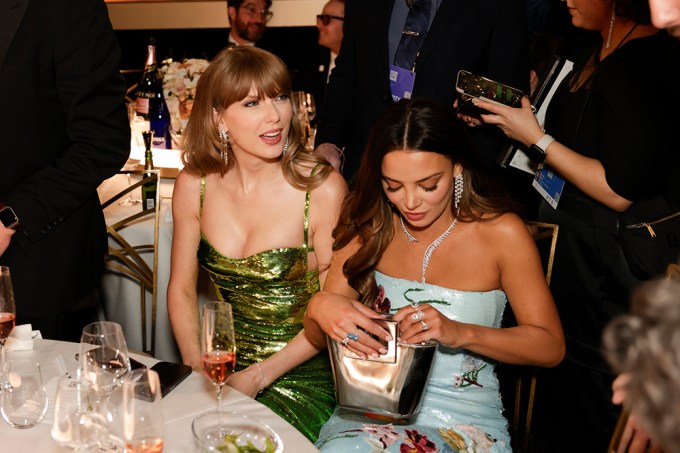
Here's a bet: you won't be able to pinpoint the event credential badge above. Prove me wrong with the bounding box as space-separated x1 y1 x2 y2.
389 65 416 102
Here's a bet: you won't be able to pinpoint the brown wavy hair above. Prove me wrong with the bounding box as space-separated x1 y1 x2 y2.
334 98 517 304
181 46 330 190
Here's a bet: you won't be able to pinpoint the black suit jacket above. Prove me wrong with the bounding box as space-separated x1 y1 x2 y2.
0 0 129 317
315 0 530 178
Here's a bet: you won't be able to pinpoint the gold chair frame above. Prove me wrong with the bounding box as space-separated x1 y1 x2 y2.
510 220 559 452
666 262 680 280
101 170 161 356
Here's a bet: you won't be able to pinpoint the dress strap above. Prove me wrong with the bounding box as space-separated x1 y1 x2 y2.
199 174 206 219
303 190 313 252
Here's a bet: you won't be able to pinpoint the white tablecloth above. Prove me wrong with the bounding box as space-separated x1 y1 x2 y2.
1 339 318 452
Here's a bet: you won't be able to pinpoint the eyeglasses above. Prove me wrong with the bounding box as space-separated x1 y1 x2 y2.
316 14 344 26
241 3 274 22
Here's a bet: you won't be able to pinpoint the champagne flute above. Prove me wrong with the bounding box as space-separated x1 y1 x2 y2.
201 302 236 412
292 91 310 144
120 369 164 453
0 266 16 389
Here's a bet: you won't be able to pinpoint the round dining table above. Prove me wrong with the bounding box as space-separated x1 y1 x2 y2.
1 338 319 452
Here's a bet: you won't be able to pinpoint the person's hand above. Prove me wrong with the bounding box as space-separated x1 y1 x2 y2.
476 96 544 147
0 225 16 257
453 99 483 127
314 143 343 173
393 304 455 345
306 291 392 358
611 373 665 453
227 366 262 399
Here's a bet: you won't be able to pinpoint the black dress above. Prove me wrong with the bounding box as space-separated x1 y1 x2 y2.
535 31 680 452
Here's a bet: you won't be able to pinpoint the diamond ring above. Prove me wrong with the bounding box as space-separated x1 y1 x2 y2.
340 338 350 346
420 320 429 331
411 310 425 321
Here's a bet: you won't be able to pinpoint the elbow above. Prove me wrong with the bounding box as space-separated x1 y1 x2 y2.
542 337 566 368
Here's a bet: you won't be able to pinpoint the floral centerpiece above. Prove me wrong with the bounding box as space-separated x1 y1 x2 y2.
159 57 210 132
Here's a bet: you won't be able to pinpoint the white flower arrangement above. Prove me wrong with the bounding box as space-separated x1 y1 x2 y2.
159 58 210 131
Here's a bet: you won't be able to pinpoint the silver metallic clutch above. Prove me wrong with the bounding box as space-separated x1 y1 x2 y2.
327 316 438 419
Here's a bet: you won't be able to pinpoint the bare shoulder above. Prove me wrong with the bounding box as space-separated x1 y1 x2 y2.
310 168 348 205
476 212 533 246
173 169 203 208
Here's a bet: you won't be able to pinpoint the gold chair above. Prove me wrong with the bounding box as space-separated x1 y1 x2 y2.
506 221 559 452
607 408 631 453
666 262 680 280
101 170 161 356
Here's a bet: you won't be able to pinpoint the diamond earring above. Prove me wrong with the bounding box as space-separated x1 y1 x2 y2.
218 129 229 166
282 136 289 156
454 173 464 213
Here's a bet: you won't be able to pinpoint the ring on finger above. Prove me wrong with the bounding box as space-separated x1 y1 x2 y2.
420 320 429 331
347 332 359 341
411 310 425 321
340 337 350 346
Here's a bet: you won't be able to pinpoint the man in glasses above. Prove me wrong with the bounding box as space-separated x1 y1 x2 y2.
317 0 345 82
313 0 529 179
227 0 273 46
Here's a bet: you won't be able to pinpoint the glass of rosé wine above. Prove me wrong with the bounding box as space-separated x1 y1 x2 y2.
0 266 17 388
120 369 164 453
201 302 236 412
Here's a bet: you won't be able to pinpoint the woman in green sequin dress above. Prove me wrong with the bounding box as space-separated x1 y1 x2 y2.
167 47 346 441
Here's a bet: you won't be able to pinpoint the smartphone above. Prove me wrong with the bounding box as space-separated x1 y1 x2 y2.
150 361 192 397
455 70 524 118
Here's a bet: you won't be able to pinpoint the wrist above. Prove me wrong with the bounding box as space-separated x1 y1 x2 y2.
0 202 20 231
525 134 555 164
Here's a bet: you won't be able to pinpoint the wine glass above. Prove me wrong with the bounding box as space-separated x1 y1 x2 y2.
0 266 16 388
305 93 316 124
0 359 48 428
79 321 131 398
201 302 236 412
292 91 310 143
119 369 164 453
119 160 142 207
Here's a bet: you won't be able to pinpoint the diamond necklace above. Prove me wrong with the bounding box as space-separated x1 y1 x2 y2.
399 215 458 283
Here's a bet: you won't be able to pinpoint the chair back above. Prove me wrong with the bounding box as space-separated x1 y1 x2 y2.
666 262 680 281
505 221 559 452
101 170 161 356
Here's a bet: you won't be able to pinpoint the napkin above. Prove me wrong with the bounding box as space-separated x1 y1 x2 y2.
5 324 41 351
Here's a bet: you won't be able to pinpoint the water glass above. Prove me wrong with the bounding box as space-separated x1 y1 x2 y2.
51 375 98 449
120 369 164 453
0 359 48 428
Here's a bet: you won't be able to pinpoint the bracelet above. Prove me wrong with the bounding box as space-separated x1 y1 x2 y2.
255 362 266 393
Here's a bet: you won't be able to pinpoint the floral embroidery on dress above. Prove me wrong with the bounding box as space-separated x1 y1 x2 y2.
361 423 400 449
438 425 496 453
374 285 392 313
453 353 487 388
399 429 437 453
400 288 452 311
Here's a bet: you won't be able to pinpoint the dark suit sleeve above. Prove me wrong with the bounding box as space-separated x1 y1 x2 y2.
5 0 130 241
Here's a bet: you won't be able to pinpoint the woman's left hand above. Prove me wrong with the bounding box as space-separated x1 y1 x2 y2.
226 366 262 399
476 97 544 147
393 304 456 345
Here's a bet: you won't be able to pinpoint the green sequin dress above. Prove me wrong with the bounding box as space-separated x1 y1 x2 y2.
196 176 336 442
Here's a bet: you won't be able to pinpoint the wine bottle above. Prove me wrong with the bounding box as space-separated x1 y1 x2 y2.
135 37 171 149
135 37 160 121
141 131 157 210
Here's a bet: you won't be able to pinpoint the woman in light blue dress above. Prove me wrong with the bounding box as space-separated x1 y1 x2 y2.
304 99 565 452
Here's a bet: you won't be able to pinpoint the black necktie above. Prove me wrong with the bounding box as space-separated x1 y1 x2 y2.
393 0 431 70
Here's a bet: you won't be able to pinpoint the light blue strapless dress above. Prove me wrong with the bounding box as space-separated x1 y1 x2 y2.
316 271 511 452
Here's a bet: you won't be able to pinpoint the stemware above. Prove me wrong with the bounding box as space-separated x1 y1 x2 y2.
201 302 236 412
79 321 131 397
0 359 48 428
292 91 310 143
51 375 99 450
120 369 164 453
0 266 16 386
305 92 316 124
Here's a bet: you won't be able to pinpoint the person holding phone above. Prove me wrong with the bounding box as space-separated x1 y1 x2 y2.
473 0 680 450
304 99 564 452
167 47 347 441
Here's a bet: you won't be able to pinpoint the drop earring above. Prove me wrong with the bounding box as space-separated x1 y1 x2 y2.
282 137 290 156
606 2 616 49
219 129 229 166
454 173 464 213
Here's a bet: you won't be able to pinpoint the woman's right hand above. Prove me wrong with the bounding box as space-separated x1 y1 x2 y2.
305 291 393 358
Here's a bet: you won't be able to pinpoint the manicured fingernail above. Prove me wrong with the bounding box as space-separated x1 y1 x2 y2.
379 348 387 355
370 352 379 358
385 335 393 341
